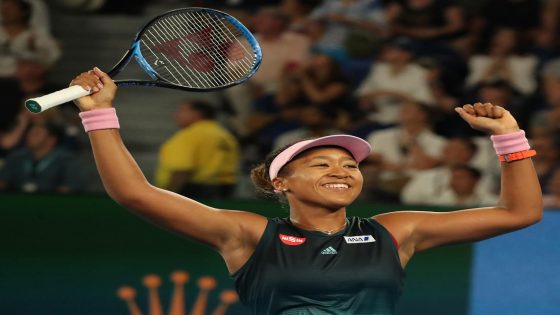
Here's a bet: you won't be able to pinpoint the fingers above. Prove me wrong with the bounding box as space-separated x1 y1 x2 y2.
456 102 506 119
70 67 111 93
71 70 103 93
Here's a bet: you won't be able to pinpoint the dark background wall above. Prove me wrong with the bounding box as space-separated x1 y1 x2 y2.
1 193 471 315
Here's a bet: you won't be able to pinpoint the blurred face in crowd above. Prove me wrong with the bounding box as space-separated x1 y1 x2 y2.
478 85 511 108
307 54 337 83
16 60 48 81
531 135 559 163
542 76 560 106
490 28 518 55
25 124 55 152
1 0 26 24
398 102 428 127
442 138 475 166
253 9 288 37
450 168 479 196
174 102 202 128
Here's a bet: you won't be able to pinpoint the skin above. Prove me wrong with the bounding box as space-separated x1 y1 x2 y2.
72 67 542 273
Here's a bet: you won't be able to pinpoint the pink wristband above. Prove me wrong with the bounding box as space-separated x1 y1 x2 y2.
79 108 120 132
490 130 530 155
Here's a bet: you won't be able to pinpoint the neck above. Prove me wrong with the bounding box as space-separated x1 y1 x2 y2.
289 205 347 234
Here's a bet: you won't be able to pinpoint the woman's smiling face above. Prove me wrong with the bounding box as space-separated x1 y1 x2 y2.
280 147 364 210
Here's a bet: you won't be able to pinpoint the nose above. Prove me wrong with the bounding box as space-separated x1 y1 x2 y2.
328 165 350 178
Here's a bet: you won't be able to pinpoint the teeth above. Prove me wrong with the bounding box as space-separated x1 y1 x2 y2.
324 184 349 189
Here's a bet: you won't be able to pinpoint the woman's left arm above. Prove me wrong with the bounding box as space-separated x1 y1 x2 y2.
375 103 543 267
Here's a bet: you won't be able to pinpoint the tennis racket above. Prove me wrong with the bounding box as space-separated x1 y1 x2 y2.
25 7 262 113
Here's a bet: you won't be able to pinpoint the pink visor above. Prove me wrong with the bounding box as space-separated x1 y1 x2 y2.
268 134 372 180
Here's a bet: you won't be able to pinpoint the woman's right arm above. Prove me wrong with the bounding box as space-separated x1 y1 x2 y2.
73 68 267 271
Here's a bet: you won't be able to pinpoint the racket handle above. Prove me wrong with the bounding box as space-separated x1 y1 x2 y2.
25 85 91 113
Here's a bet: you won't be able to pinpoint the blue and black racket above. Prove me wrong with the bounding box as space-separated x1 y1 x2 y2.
25 7 262 113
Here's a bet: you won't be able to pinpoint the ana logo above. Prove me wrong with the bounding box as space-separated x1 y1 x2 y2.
279 234 306 246
344 235 376 244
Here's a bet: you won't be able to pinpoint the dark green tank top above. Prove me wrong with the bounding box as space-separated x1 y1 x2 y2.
231 216 405 315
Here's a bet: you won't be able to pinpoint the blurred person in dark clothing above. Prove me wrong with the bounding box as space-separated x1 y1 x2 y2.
0 121 83 193
529 58 560 136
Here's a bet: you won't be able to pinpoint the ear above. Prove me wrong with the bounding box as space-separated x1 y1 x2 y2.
271 177 288 192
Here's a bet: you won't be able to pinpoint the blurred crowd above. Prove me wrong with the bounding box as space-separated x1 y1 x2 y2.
0 0 559 208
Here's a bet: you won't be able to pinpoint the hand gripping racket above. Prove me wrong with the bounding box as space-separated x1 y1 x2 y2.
25 7 262 113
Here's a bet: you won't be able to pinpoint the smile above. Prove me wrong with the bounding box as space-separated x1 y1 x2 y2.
322 183 350 190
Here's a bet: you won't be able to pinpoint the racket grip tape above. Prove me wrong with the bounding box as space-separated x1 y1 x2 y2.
25 85 91 113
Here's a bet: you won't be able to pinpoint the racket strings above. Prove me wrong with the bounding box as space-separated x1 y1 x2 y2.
140 10 256 88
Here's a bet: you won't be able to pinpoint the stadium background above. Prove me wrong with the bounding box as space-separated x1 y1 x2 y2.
1 1 559 314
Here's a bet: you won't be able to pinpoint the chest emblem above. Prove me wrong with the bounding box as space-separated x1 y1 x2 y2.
320 246 338 255
279 234 306 246
344 235 376 244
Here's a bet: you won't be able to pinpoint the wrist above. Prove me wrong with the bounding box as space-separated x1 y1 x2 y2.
79 107 120 132
491 125 521 135
490 130 536 162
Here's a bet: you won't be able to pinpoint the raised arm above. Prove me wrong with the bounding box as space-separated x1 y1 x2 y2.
375 103 543 267
71 68 267 272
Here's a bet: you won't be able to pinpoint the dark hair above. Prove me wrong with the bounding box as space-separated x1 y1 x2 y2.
450 137 478 155
5 0 33 24
250 143 295 201
189 100 216 119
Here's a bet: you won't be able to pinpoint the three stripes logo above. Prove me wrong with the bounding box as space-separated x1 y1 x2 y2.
320 246 338 255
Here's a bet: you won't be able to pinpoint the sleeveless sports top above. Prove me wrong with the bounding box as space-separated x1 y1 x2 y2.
232 216 405 315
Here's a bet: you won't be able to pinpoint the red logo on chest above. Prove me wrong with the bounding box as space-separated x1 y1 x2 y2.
279 234 306 246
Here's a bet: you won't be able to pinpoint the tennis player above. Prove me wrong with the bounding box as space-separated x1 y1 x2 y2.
72 67 542 315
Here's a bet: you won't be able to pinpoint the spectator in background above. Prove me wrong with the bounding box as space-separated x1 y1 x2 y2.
0 0 50 33
530 133 560 197
385 0 467 53
273 104 342 150
0 0 60 78
354 37 434 135
223 6 310 136
401 137 497 205
474 0 542 50
155 100 240 199
280 0 321 33
0 121 83 193
428 165 498 207
363 101 447 199
307 0 387 60
529 58 560 136
293 52 352 126
465 27 538 96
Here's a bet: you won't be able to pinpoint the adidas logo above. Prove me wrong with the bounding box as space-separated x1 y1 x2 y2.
320 246 338 255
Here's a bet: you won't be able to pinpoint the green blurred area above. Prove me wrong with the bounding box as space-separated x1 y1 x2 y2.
0 193 471 315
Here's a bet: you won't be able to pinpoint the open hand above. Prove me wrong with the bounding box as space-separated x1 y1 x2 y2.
455 102 520 135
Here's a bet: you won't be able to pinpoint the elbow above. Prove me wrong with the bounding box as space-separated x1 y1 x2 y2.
514 205 544 229
106 183 152 209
